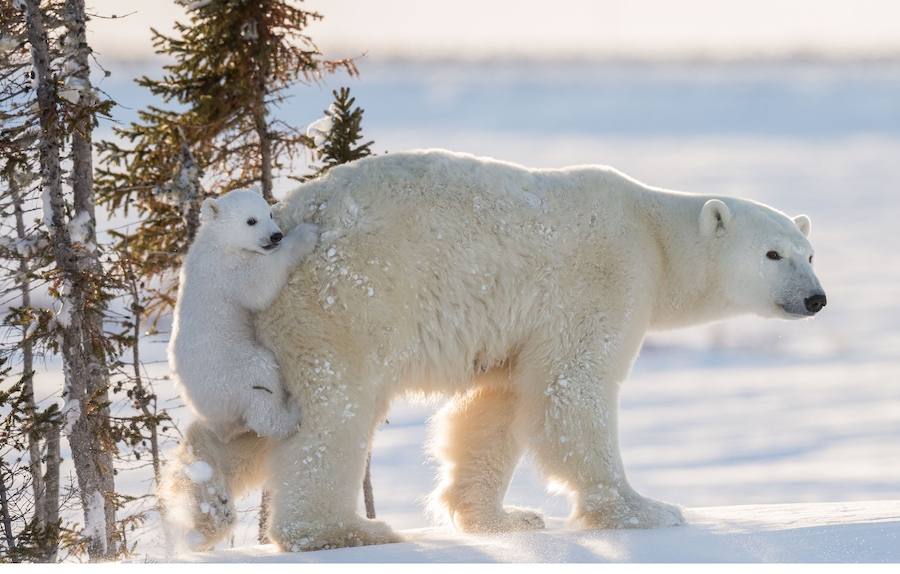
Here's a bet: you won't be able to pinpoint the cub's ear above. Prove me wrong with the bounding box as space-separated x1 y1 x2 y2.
699 199 732 236
200 198 220 221
793 214 811 237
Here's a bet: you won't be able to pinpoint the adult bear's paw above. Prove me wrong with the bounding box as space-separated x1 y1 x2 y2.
452 506 546 533
273 517 402 552
573 494 684 530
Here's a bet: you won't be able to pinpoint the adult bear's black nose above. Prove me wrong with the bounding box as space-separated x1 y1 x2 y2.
804 293 827 314
270 232 283 244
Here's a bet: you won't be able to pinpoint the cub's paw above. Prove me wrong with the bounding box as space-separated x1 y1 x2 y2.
573 494 684 530
273 517 402 552
244 390 302 439
286 223 319 256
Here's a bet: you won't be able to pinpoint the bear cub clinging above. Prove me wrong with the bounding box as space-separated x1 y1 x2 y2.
168 189 318 441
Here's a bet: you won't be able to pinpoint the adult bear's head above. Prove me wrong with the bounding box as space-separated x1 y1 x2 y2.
699 198 826 319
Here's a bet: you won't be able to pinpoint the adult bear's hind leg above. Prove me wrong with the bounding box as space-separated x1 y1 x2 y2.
431 373 544 533
266 365 400 552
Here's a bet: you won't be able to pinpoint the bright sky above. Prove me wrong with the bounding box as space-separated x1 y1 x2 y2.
87 0 900 61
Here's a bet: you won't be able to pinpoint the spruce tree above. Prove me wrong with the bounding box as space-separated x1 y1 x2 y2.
306 87 374 179
96 0 356 320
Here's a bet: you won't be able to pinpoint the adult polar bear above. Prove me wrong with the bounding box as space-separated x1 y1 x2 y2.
176 149 826 551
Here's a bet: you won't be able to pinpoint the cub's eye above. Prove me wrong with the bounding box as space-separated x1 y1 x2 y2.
270 213 274 219
766 250 782 261
246 217 257 226
809 255 814 264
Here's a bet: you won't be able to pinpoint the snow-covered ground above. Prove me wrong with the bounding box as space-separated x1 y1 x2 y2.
179 501 900 563
18 58 900 561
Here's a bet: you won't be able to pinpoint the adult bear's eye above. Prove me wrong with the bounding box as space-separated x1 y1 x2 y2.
809 255 813 264
247 217 257 226
766 250 782 261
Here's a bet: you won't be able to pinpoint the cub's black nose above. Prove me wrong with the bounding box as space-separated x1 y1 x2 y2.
804 293 827 314
270 232 283 244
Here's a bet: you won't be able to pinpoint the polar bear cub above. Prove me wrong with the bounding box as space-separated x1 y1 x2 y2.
168 189 318 442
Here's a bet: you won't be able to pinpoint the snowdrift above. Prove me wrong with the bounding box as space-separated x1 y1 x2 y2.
177 500 900 563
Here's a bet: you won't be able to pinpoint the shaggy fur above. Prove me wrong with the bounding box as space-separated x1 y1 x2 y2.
167 190 318 441
168 150 825 552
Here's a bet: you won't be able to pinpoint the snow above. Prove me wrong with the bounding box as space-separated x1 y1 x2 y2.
60 398 80 435
54 280 72 328
58 87 82 105
67 210 91 244
178 501 900 563
40 188 54 229
183 461 213 484
0 36 18 53
306 108 336 147
0 236 44 258
83 490 108 555
179 0 213 11
24 319 39 340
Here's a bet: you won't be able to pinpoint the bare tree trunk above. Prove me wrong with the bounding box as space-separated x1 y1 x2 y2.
0 464 16 557
9 174 60 562
125 260 161 484
42 426 60 563
253 99 273 203
252 14 274 203
363 452 375 519
9 179 46 529
257 490 271 544
22 0 115 560
64 0 116 558
176 137 203 244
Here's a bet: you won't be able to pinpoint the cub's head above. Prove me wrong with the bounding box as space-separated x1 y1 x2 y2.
200 190 284 255
700 198 826 319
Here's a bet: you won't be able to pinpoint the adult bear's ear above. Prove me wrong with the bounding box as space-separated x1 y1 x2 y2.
699 199 732 236
793 214 811 237
200 197 220 221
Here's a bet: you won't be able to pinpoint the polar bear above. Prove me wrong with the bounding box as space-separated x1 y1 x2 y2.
167 189 318 442
168 150 826 552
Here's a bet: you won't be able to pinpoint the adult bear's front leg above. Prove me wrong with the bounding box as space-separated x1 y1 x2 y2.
521 356 684 530
265 373 400 552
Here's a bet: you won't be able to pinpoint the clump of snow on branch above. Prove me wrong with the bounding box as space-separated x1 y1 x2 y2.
67 210 92 245
40 188 54 228
54 280 72 328
178 0 213 11
0 35 18 52
240 20 258 40
306 105 337 147
61 398 80 435
0 235 47 258
58 77 89 105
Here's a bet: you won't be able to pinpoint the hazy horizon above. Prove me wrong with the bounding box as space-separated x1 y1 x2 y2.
85 0 900 63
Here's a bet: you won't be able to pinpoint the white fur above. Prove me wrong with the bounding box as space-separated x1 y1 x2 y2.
167 189 318 442
169 151 825 551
